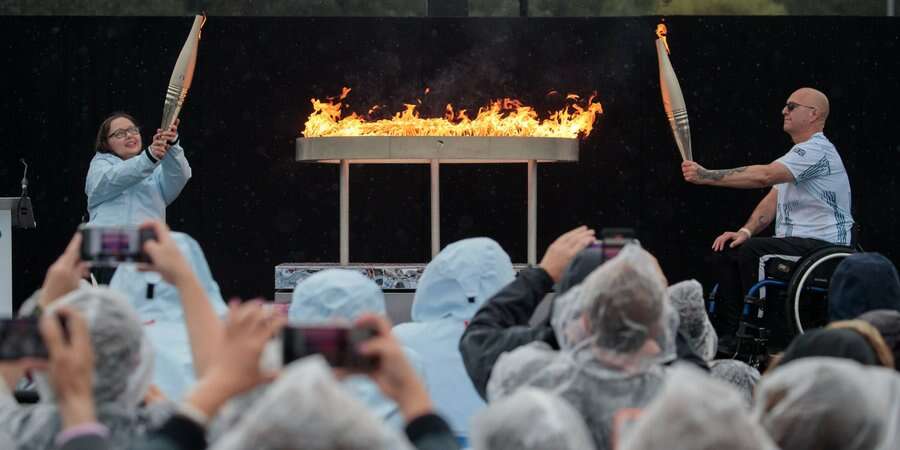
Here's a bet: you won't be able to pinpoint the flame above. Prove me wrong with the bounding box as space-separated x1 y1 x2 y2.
656 23 670 54
303 88 603 139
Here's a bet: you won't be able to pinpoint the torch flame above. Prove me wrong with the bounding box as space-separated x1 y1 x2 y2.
303 88 603 139
656 23 670 55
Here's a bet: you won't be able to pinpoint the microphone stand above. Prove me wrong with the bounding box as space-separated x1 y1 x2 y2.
14 159 36 229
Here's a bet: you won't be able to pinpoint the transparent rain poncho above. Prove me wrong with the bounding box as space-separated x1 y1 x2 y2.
486 244 669 450
708 359 760 406
579 244 668 363
109 232 228 401
393 237 515 438
211 356 414 450
551 284 590 352
667 279 717 361
0 431 16 450
288 269 426 429
618 364 776 450
0 287 165 450
472 387 596 450
483 247 605 391
657 303 680 365
551 271 677 362
754 357 900 450
486 341 557 401
489 286 675 401
208 384 269 443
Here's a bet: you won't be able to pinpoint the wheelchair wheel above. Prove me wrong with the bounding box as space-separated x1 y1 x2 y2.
784 246 854 336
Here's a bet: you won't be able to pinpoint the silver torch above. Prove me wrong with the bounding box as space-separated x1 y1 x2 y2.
655 23 693 161
161 14 206 130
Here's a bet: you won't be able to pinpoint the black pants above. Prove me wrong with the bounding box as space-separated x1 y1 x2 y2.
714 236 831 336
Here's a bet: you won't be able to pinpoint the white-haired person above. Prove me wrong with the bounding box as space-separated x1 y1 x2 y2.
486 244 671 449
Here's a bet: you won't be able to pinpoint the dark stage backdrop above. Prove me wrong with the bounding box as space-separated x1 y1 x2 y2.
2 16 898 309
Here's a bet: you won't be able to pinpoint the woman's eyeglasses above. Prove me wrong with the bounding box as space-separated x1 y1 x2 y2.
108 126 141 139
785 102 816 112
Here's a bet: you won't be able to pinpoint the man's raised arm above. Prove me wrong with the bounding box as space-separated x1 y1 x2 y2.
683 161 794 189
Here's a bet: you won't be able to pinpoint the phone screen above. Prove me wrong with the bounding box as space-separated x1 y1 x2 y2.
282 326 376 371
80 225 155 265
0 318 48 360
100 230 137 255
599 228 636 261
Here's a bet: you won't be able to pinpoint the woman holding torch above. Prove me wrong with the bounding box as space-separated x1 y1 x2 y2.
84 115 190 284
86 114 190 227
83 15 203 283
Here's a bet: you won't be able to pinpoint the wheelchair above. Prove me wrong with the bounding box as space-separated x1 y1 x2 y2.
711 244 857 369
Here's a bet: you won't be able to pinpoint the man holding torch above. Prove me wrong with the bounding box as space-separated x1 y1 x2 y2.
682 87 854 347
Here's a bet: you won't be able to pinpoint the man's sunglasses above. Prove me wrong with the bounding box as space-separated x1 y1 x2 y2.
785 102 816 112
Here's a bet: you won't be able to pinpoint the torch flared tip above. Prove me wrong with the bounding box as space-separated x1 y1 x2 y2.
655 23 670 54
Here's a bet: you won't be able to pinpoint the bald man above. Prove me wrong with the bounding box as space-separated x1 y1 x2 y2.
682 87 854 348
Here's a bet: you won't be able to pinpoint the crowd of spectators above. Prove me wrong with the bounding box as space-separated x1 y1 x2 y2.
1 222 899 450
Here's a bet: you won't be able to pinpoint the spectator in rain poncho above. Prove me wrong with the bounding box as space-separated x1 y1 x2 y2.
667 280 717 361
487 244 668 450
754 357 900 450
552 268 700 371
546 257 680 363
486 340 558 401
618 364 776 450
657 303 681 365
0 287 165 450
461 241 606 400
828 252 900 322
211 356 414 450
708 359 760 406
109 232 228 400
394 237 515 442
666 280 761 400
287 269 426 429
462 231 709 404
859 309 900 371
0 432 15 450
471 387 595 450
489 248 676 401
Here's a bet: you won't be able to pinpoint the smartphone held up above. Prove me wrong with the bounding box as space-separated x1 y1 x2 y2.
79 224 157 266
589 227 637 262
0 316 68 361
281 324 378 372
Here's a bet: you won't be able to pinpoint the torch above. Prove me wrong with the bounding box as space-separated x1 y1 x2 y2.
655 24 693 161
161 14 205 131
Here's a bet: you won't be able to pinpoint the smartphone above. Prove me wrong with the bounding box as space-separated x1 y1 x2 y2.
0 317 67 361
590 227 636 261
79 225 157 266
282 325 378 371
600 227 636 260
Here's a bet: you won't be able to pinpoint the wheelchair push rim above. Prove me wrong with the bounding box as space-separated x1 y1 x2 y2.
787 248 854 335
